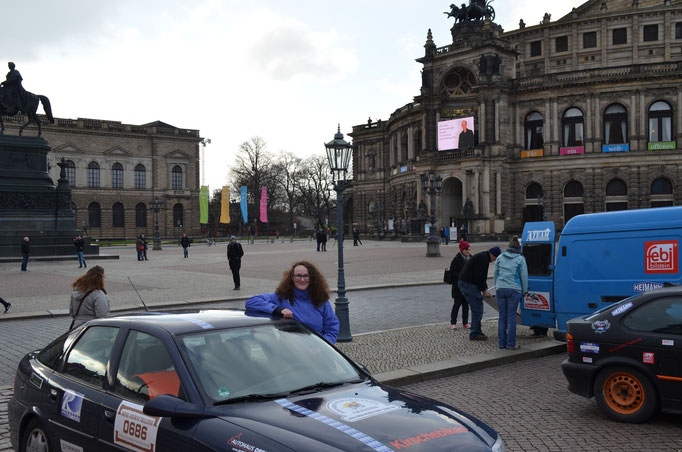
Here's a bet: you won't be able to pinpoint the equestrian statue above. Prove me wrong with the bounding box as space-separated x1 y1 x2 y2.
0 62 54 136
445 0 495 23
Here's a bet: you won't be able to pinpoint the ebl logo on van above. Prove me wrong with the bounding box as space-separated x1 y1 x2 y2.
645 240 678 273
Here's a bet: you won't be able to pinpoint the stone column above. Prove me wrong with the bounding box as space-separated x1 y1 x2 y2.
544 99 551 154
481 165 490 215
495 98 500 145
585 96 592 153
407 127 415 160
389 136 395 167
479 100 486 143
639 90 646 150
496 171 502 215
473 170 480 215
552 98 559 154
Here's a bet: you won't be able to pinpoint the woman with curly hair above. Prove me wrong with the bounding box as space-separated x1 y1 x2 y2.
245 261 339 343
69 265 110 329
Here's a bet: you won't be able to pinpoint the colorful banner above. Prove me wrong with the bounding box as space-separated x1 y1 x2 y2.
220 186 230 224
602 144 629 152
559 146 585 155
240 186 248 223
648 142 675 150
260 187 268 223
521 149 543 158
199 185 209 224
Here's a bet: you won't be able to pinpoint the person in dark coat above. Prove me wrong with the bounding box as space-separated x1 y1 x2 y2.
458 246 501 341
227 236 244 290
180 233 191 258
20 237 30 272
316 229 322 252
74 235 87 268
353 228 362 246
320 228 328 252
141 234 148 260
449 241 471 329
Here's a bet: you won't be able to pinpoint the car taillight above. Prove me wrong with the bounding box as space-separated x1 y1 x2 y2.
566 333 574 353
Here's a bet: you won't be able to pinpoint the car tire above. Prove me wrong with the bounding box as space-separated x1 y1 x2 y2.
594 366 657 423
21 417 51 452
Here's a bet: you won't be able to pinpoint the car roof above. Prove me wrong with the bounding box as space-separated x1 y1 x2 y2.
85 309 280 336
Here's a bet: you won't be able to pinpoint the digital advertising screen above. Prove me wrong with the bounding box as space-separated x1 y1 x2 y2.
437 116 475 151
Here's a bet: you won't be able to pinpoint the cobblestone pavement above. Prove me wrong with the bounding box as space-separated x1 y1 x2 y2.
404 354 682 452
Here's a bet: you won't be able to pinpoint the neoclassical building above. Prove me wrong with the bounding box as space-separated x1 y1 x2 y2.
350 0 682 238
2 115 202 239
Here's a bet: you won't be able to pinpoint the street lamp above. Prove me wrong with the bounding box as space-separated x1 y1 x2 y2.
421 170 442 257
149 198 165 250
325 124 353 342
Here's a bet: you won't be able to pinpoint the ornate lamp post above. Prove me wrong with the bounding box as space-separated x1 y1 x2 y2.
421 170 442 257
149 198 165 250
325 125 353 342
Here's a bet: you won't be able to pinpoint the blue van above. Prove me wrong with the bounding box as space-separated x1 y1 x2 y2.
520 206 682 336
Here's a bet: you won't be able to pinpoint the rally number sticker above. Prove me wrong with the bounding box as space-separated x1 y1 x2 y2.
523 292 550 311
114 401 160 452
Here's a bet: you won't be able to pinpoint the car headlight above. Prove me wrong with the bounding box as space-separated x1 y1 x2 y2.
492 434 506 452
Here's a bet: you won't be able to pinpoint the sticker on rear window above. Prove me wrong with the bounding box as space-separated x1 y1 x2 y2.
580 343 600 354
611 302 633 317
61 390 84 422
218 387 230 398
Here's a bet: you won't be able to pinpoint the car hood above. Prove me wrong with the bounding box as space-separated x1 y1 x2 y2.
213 380 498 451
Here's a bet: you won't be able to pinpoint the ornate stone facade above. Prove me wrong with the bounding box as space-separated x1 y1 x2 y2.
1 115 202 239
350 0 682 237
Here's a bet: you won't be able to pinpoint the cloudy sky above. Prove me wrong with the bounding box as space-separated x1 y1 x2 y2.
2 0 583 190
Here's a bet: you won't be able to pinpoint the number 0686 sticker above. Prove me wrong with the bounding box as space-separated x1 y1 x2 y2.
114 401 160 452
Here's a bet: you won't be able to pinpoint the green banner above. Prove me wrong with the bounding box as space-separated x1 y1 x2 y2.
199 185 209 224
648 141 675 151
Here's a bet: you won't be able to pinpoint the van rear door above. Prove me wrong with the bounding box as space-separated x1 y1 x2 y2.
520 222 556 330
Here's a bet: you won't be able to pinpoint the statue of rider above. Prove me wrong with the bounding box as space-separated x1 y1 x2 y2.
0 62 28 115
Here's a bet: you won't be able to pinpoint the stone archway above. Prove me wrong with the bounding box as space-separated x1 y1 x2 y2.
441 177 463 228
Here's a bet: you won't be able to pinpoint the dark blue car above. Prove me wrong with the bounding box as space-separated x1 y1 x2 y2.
9 310 505 451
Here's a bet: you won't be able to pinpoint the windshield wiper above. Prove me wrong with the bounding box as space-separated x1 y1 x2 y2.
289 379 363 395
214 392 290 406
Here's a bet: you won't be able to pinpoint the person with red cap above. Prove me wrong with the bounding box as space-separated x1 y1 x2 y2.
448 241 471 329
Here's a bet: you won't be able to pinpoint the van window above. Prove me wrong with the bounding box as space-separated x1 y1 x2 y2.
523 243 552 276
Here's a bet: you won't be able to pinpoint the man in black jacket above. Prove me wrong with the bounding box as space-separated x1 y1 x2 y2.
180 233 191 258
20 237 30 272
458 246 501 341
74 235 87 268
227 236 244 290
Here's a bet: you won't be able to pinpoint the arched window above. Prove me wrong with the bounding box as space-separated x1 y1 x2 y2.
440 68 477 96
113 202 125 228
562 108 584 147
135 203 147 227
112 163 124 189
87 161 100 188
524 112 544 150
134 164 146 189
526 183 543 199
603 104 628 145
65 160 76 187
171 165 183 190
651 177 673 208
605 179 628 211
563 181 584 224
648 101 673 144
173 203 184 228
88 202 101 228
523 183 544 222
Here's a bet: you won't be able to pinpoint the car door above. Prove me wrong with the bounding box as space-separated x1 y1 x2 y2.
521 222 557 329
44 325 120 452
96 329 198 452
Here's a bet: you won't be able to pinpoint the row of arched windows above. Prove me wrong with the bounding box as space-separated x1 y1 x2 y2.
86 202 185 228
524 101 674 150
64 162 184 190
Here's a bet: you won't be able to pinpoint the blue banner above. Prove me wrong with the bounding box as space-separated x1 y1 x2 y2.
240 186 248 223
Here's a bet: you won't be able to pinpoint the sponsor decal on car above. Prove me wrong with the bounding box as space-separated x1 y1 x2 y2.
643 352 655 364
60 439 84 452
645 241 678 274
114 401 160 452
29 372 43 389
525 228 551 242
326 397 400 422
580 343 600 354
61 390 84 422
611 302 633 317
389 426 469 450
592 320 610 334
662 339 674 346
633 282 663 292
523 292 550 311
582 357 593 364
227 432 268 452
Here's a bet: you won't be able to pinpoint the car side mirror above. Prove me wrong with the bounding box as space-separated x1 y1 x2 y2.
143 395 213 419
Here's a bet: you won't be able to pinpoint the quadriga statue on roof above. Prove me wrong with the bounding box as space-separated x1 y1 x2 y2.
0 62 54 136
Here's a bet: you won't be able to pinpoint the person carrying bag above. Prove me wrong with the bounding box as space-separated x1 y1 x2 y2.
69 266 111 329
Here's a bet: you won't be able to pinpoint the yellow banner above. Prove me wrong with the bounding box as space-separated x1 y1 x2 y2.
220 186 230 224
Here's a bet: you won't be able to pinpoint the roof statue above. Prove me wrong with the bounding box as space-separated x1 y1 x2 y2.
0 62 54 136
445 0 495 23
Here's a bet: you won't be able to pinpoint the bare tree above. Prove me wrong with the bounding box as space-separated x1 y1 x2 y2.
298 155 333 226
274 151 304 227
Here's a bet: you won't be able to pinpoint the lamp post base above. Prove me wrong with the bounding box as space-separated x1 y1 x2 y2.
426 238 441 257
152 240 162 251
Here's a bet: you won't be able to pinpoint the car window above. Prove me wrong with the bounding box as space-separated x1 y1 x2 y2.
623 297 682 335
37 328 81 370
180 323 361 404
63 326 119 387
114 330 183 403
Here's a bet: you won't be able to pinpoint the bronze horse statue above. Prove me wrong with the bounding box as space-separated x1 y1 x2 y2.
0 87 54 136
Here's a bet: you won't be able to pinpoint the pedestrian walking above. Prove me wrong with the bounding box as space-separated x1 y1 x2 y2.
448 241 471 329
494 236 529 350
141 234 149 260
439 227 446 244
69 265 110 329
0 296 11 313
444 226 450 245
352 228 362 246
20 237 29 272
74 235 87 268
180 233 191 258
459 224 468 242
458 246 501 341
316 229 322 252
321 228 328 252
245 261 340 344
227 236 244 290
136 235 145 261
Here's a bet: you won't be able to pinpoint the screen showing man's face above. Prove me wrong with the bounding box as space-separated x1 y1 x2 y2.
461 121 468 131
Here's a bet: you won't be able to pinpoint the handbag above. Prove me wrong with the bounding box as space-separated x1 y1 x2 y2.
443 269 453 284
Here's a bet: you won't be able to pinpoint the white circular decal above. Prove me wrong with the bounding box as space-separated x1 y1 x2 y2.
326 397 399 422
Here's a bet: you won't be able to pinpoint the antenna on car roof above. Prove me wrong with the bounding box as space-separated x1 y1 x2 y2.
128 276 150 312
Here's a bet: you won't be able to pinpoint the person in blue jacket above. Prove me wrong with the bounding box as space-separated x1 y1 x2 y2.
493 235 529 350
245 261 340 344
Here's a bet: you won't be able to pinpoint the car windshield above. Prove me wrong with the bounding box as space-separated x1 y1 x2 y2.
586 293 643 320
179 323 363 404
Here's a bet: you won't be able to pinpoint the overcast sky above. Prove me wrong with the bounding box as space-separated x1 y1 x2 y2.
1 0 584 190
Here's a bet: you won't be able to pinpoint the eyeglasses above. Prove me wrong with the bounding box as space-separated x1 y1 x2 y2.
293 274 310 280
